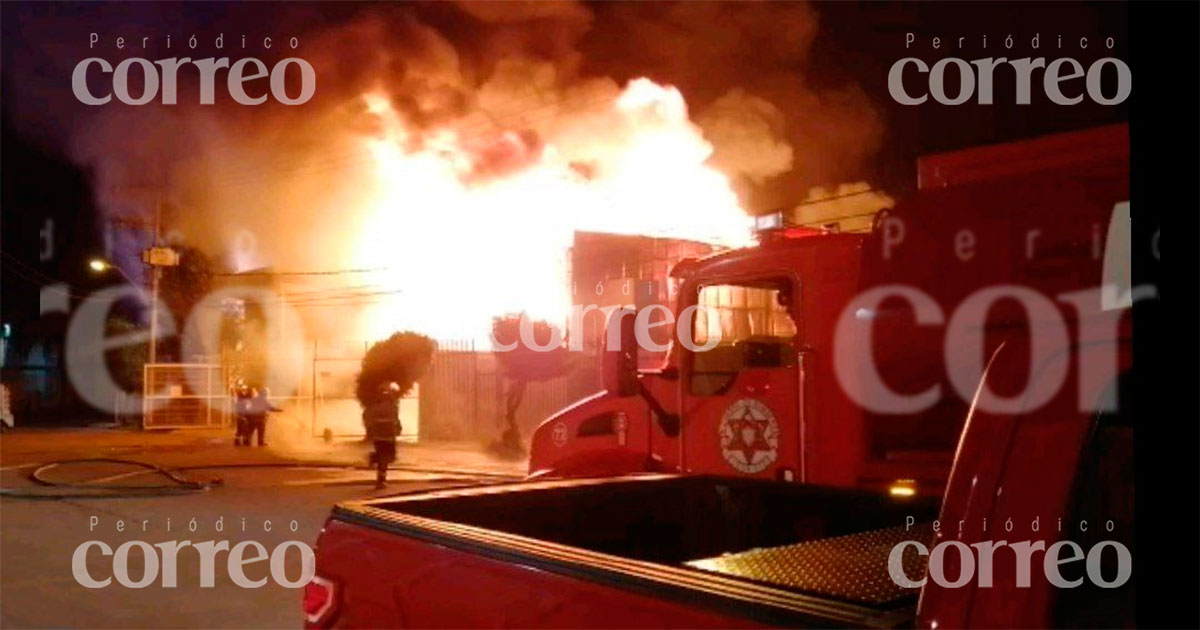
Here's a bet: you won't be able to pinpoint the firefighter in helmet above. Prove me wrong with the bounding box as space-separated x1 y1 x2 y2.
233 380 254 446
363 382 402 489
247 387 281 447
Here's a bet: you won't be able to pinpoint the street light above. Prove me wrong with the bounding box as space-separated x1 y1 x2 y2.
89 257 142 288
87 257 159 364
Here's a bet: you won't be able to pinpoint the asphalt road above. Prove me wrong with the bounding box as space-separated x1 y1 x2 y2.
0 430 524 629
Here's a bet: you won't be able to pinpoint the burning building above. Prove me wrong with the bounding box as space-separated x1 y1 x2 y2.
568 231 717 366
2 2 890 436
34 3 890 353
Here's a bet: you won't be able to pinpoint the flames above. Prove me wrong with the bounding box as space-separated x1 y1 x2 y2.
351 78 754 344
45 5 887 354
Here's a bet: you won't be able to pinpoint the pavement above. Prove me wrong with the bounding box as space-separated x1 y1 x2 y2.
0 424 528 629
0 425 528 476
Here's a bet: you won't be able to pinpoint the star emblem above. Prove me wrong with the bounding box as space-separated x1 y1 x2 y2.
728 409 772 465
719 399 779 473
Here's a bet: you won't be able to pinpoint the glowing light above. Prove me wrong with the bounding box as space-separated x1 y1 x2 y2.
889 479 918 498
88 259 109 273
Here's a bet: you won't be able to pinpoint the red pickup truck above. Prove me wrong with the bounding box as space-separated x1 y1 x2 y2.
305 127 1135 628
306 326 1132 628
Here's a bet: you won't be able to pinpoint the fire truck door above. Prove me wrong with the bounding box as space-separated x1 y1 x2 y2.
681 279 803 480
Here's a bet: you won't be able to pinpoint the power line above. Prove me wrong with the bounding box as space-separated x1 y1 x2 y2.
282 288 405 305
214 267 387 277
793 209 883 229
794 187 885 207
0 251 110 301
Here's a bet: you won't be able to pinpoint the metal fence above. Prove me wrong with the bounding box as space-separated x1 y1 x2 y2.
418 340 604 442
142 363 229 429
216 339 604 444
308 340 419 440
310 351 367 439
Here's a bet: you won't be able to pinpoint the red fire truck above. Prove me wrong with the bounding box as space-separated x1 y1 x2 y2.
306 125 1134 628
527 123 1130 497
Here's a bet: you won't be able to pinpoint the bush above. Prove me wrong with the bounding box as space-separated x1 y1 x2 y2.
355 332 436 406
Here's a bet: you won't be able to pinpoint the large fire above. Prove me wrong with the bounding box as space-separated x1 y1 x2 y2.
65 6 886 355
351 78 754 344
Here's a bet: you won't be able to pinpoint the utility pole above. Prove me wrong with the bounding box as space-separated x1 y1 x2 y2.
121 193 178 366
109 184 176 364
148 199 162 365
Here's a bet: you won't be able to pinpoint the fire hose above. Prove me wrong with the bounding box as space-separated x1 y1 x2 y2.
0 458 521 500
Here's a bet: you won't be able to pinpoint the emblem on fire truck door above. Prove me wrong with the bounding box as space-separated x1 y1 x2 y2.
718 399 780 473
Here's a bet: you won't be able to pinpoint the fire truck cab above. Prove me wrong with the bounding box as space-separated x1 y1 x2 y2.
528 228 870 481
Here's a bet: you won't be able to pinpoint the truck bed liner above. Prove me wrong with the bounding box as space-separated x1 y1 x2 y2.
687 524 932 607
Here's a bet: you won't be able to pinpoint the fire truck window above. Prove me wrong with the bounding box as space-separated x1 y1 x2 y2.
690 282 797 395
577 413 617 437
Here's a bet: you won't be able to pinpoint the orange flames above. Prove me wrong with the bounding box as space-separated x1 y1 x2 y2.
349 78 754 344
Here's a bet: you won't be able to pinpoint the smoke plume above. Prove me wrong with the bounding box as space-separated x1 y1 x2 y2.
4 1 886 343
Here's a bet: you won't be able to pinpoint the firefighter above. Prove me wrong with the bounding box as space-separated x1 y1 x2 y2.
247 387 281 447
233 382 254 446
363 382 401 489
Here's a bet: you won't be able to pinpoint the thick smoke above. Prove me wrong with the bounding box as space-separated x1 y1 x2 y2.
1 1 889 452
5 1 886 340
11 2 879 252
577 1 884 209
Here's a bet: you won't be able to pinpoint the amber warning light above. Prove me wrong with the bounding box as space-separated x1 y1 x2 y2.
888 479 918 498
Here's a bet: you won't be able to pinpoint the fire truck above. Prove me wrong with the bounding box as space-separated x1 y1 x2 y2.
525 123 1130 498
306 125 1134 628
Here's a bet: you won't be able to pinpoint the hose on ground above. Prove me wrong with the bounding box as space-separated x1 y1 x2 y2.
0 458 520 500
0 458 219 499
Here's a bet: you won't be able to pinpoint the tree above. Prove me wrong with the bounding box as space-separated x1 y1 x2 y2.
159 245 217 362
105 315 147 392
491 314 572 452
355 332 437 407
103 314 147 425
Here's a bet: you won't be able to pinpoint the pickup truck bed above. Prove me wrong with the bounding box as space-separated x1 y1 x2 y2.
312 475 938 628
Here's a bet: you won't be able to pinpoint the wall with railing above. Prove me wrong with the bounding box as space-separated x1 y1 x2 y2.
219 339 604 445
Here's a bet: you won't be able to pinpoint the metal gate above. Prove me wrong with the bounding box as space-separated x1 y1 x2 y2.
310 341 419 440
143 363 229 429
417 341 605 441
